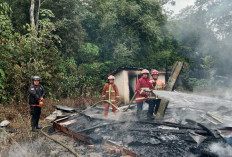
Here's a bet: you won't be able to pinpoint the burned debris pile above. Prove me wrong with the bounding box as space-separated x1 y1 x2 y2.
52 112 225 157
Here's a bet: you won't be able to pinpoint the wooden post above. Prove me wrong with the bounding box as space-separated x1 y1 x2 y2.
155 61 183 119
156 99 169 120
165 61 184 91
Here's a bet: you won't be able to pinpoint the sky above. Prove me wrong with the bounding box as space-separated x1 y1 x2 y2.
163 0 196 15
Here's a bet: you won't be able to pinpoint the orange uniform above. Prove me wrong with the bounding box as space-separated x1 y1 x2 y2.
150 79 165 115
101 83 120 116
151 80 165 90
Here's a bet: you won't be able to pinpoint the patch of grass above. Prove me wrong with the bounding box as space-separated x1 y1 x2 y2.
0 96 100 154
0 100 55 154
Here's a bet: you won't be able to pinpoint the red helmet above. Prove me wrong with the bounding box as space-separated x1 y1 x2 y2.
152 70 159 75
141 69 149 74
108 75 115 80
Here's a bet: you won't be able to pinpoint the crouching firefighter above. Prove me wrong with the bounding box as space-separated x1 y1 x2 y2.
102 75 120 117
29 76 45 132
150 69 165 116
135 69 156 120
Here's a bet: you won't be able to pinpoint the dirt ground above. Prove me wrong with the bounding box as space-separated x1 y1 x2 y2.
1 129 103 157
0 96 101 157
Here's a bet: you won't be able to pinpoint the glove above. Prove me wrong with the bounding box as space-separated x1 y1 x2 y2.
101 96 106 100
38 100 44 107
141 91 147 96
146 91 150 96
149 80 155 83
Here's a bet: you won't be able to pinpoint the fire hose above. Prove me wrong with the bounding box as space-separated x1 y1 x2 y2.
80 100 121 113
40 98 136 156
81 92 139 113
123 92 137 112
41 125 79 157
82 91 156 113
123 89 158 112
40 99 122 157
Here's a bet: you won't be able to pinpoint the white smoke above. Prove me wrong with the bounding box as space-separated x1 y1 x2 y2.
209 142 232 157
167 0 232 91
5 139 48 157
153 90 232 128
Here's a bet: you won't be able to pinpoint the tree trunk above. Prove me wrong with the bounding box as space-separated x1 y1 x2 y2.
36 0 41 31
30 0 35 27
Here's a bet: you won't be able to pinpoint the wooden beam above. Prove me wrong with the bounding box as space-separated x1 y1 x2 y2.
165 61 184 91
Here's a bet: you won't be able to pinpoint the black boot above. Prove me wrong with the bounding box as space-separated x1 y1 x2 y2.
32 126 38 132
36 126 42 129
31 115 38 132
35 115 42 129
136 115 141 121
147 113 155 120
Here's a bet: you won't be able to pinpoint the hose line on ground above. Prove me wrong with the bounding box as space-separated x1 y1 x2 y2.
123 92 137 112
41 125 79 157
80 100 121 113
41 96 137 156
41 100 122 157
81 94 137 113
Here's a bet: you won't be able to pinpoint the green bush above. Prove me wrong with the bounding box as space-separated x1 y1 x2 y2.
188 78 209 90
0 68 6 101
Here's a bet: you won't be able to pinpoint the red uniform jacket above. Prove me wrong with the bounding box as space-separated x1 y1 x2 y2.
135 77 153 103
102 83 120 103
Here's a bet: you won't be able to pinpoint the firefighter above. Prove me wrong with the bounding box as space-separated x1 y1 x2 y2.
135 69 155 120
150 70 165 90
102 75 120 116
29 76 45 132
150 69 165 115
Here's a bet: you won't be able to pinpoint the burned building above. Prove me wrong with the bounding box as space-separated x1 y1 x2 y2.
111 67 167 104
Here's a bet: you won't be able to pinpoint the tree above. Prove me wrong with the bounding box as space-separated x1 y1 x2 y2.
42 0 83 59
171 0 232 78
79 0 178 69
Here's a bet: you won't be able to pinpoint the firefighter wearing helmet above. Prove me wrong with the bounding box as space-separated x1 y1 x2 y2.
135 69 156 119
101 75 120 116
150 70 165 90
29 76 45 132
150 69 165 116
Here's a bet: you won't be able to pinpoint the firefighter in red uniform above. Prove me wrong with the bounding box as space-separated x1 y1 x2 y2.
102 75 120 116
135 69 156 119
150 69 165 116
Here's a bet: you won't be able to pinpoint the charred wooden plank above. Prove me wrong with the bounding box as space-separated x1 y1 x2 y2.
185 119 221 139
156 99 169 119
105 140 140 157
77 121 126 133
53 120 93 144
165 61 184 91
129 128 208 135
136 121 203 130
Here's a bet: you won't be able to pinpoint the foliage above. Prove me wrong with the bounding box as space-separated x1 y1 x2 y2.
168 0 232 82
0 3 63 104
0 0 188 105
188 78 209 90
79 0 179 69
79 43 99 63
0 68 6 100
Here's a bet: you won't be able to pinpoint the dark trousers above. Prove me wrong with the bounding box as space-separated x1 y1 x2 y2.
137 100 155 119
153 99 161 114
30 106 41 128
